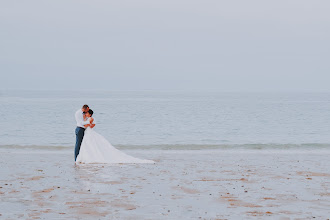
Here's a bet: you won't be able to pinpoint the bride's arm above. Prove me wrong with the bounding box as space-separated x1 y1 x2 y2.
89 117 95 128
85 117 95 128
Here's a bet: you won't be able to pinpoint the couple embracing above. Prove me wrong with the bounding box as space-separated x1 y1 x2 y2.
74 104 154 164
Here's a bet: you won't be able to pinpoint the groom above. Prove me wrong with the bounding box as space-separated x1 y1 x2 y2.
74 104 91 161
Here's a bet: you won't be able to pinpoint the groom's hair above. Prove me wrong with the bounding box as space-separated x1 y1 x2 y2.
82 104 89 110
88 109 93 116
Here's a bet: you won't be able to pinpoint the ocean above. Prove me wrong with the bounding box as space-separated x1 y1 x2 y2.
1 90 330 150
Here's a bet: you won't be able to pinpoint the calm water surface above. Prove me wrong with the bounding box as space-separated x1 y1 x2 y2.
1 90 330 149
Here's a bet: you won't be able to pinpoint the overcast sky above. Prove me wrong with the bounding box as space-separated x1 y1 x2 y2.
1 0 329 92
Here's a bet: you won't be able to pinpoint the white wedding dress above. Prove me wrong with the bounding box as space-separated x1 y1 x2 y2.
76 119 154 164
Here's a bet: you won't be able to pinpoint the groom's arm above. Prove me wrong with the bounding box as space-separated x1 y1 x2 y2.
81 120 90 126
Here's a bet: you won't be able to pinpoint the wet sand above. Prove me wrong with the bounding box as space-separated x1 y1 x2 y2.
1 148 330 219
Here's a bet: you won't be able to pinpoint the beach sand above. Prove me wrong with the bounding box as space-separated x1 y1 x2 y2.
1 148 330 219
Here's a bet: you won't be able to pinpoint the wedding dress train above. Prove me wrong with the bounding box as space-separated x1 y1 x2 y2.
76 127 154 164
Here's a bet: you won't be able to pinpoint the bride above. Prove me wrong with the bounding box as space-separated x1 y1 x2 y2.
76 109 154 164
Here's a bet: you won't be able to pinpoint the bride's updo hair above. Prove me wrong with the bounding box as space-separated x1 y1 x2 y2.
88 109 93 116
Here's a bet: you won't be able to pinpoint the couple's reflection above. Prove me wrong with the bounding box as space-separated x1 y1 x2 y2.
73 164 121 192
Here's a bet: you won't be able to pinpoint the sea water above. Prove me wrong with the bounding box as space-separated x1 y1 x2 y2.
1 90 330 149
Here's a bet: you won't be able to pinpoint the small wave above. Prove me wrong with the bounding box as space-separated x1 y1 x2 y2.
117 143 330 150
0 145 71 150
1 143 330 150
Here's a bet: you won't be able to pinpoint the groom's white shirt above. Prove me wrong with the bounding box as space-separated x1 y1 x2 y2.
75 109 90 128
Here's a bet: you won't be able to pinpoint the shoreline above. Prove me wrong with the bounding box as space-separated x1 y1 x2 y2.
2 143 330 151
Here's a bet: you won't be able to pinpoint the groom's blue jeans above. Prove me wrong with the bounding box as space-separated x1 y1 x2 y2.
75 127 85 161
